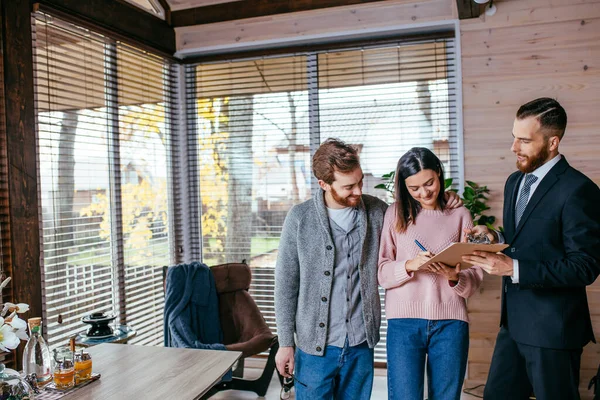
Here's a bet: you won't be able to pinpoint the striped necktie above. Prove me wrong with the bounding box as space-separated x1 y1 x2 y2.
515 174 538 226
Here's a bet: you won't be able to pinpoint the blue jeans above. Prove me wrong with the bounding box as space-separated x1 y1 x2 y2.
294 339 374 400
387 318 469 400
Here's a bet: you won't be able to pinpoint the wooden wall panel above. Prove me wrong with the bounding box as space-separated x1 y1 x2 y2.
461 0 600 396
1 0 41 369
175 0 455 55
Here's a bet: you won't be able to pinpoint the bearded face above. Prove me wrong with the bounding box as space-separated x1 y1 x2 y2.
515 138 550 173
511 117 555 174
330 185 361 207
320 168 364 209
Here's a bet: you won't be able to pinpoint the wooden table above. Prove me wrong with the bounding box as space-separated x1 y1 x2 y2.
61 343 241 400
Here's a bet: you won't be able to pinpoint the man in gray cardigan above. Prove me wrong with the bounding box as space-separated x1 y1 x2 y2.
275 138 459 399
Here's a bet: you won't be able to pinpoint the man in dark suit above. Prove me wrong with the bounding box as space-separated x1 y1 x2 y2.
463 97 600 400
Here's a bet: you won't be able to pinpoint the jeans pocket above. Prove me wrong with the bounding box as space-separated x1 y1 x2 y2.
294 376 308 387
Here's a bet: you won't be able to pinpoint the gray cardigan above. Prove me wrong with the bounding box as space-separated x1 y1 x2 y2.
275 191 388 356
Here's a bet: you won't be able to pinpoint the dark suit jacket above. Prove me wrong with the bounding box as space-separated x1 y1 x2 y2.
501 156 600 350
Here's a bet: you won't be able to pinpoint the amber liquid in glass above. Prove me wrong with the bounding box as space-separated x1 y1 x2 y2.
54 368 75 390
75 359 92 384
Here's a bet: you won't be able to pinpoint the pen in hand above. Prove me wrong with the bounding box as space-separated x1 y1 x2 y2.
414 240 428 252
407 240 433 272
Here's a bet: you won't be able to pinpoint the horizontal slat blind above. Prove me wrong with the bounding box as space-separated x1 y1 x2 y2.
116 43 177 346
317 39 458 362
187 36 458 362
186 56 311 334
33 13 177 348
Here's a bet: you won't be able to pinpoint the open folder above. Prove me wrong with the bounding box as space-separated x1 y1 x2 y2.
419 242 509 270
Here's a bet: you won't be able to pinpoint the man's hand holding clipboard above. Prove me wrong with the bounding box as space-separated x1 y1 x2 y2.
417 241 509 271
461 226 514 276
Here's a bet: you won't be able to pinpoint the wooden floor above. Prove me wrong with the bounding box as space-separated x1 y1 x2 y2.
209 368 483 399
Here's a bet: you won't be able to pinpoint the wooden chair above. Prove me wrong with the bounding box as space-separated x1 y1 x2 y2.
163 262 280 398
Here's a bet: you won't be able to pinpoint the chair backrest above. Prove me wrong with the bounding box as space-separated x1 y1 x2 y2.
211 263 275 352
163 262 275 357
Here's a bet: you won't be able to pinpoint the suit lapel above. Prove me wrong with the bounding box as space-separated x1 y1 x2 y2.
512 157 569 241
505 174 522 240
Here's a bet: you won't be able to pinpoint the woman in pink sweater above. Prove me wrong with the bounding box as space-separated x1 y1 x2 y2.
378 147 483 400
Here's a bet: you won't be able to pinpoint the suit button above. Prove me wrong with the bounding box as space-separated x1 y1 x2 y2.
321 297 327 302
316 346 322 352
326 245 332 250
324 271 330 276
511 247 516 253
319 322 325 328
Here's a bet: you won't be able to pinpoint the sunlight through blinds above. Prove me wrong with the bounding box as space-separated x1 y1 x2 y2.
32 12 178 347
186 33 459 362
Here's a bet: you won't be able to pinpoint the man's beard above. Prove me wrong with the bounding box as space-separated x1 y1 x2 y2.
331 187 361 208
516 144 549 173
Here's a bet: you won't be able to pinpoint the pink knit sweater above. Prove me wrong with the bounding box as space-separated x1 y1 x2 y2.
378 205 483 323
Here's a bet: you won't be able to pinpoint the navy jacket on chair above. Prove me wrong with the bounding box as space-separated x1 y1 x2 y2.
501 157 600 350
164 262 227 352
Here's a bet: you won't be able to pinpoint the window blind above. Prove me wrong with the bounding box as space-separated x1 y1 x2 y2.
32 13 178 347
186 36 459 362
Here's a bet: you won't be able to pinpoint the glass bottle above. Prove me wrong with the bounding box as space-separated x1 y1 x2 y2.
22 317 53 388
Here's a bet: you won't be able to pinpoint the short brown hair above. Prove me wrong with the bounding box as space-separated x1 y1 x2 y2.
517 97 567 140
312 138 360 184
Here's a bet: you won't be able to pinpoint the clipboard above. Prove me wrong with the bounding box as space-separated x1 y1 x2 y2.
419 242 509 270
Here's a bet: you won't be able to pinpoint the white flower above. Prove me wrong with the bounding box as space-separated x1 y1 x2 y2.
7 316 28 340
14 303 29 313
7 316 26 330
0 277 11 290
1 302 29 316
0 323 21 352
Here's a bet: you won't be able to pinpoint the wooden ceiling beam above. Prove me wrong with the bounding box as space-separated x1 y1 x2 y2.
456 0 482 19
155 0 172 25
171 0 390 27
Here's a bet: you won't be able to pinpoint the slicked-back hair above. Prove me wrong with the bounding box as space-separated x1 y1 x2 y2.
516 97 567 139
312 138 360 184
393 147 446 233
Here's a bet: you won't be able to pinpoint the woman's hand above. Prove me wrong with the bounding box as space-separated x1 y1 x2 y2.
427 262 460 282
444 191 463 209
406 251 433 272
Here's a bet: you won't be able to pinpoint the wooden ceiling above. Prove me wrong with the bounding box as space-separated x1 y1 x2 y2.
123 0 482 28
165 0 241 12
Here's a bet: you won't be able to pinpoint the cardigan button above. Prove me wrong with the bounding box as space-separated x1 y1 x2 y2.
326 245 332 250
316 346 322 352
319 322 325 328
321 297 327 302
324 271 330 276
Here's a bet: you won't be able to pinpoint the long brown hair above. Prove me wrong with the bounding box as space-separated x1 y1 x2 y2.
394 147 446 232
